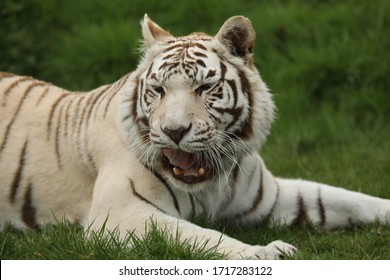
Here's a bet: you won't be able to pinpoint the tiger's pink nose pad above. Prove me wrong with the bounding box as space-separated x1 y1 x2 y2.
161 123 192 145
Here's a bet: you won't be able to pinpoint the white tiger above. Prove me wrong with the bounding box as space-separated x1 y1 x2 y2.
0 15 389 259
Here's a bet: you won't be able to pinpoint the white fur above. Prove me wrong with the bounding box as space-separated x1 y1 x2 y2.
0 16 389 260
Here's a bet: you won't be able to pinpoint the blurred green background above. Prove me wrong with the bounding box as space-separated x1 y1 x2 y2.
1 0 389 192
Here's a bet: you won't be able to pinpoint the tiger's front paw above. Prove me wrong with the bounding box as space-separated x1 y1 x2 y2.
240 240 297 260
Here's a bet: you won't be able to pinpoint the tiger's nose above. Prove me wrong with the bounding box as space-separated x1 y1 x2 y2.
161 123 192 145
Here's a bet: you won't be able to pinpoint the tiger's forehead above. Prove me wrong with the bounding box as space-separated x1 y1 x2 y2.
149 37 221 83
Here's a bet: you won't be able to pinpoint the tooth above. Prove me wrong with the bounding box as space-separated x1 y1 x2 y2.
173 167 184 176
198 167 205 176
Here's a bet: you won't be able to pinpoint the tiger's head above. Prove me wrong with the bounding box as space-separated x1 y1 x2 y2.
122 15 275 192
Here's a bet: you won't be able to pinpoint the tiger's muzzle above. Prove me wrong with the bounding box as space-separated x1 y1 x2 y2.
161 148 213 184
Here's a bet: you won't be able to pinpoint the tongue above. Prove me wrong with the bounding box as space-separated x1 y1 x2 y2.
162 149 197 170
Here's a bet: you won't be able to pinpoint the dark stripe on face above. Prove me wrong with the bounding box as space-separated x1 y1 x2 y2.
22 183 37 228
130 78 140 123
193 52 207 58
196 59 206 68
194 43 207 50
292 194 308 225
317 190 326 227
226 79 238 108
162 43 185 53
213 106 243 120
128 179 166 214
158 62 180 72
162 53 176 60
220 62 227 79
146 62 154 78
206 70 216 79
236 69 253 139
9 141 28 203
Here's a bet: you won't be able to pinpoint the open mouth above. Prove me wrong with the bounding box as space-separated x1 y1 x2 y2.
161 148 211 184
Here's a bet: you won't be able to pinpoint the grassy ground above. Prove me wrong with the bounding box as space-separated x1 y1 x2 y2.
1 0 389 259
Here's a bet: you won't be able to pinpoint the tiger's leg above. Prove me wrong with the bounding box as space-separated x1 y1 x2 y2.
270 178 390 230
87 164 296 259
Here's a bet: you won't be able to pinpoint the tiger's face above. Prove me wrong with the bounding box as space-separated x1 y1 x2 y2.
124 15 275 192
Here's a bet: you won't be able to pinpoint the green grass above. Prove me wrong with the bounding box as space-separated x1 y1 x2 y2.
1 220 389 260
1 0 389 259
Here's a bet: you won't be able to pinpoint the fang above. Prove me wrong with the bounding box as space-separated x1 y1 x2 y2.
173 167 184 176
198 167 205 176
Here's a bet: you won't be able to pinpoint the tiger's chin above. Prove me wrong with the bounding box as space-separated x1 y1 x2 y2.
160 148 214 187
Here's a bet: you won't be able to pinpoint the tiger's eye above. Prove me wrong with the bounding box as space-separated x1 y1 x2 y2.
153 86 165 95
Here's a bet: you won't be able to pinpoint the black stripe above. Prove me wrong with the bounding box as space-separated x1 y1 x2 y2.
264 179 280 222
2 76 32 106
233 162 264 219
206 70 216 78
54 104 65 169
76 92 95 140
75 94 93 167
218 159 241 213
128 179 166 214
146 62 154 78
81 85 114 170
189 194 196 217
226 79 238 108
71 95 85 136
196 59 206 68
0 83 34 160
236 68 253 139
193 42 207 50
22 183 37 228
193 51 207 58
212 105 243 120
85 84 112 123
9 141 28 203
220 61 227 79
162 43 186 53
35 86 50 106
102 73 131 118
145 165 181 215
292 193 308 225
63 98 74 138
130 78 140 123
47 93 70 140
317 189 326 227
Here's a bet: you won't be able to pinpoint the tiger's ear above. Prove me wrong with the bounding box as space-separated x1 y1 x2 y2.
141 14 173 47
216 16 256 65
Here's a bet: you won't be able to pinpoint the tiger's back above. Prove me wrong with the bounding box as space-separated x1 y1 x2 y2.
0 72 128 229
